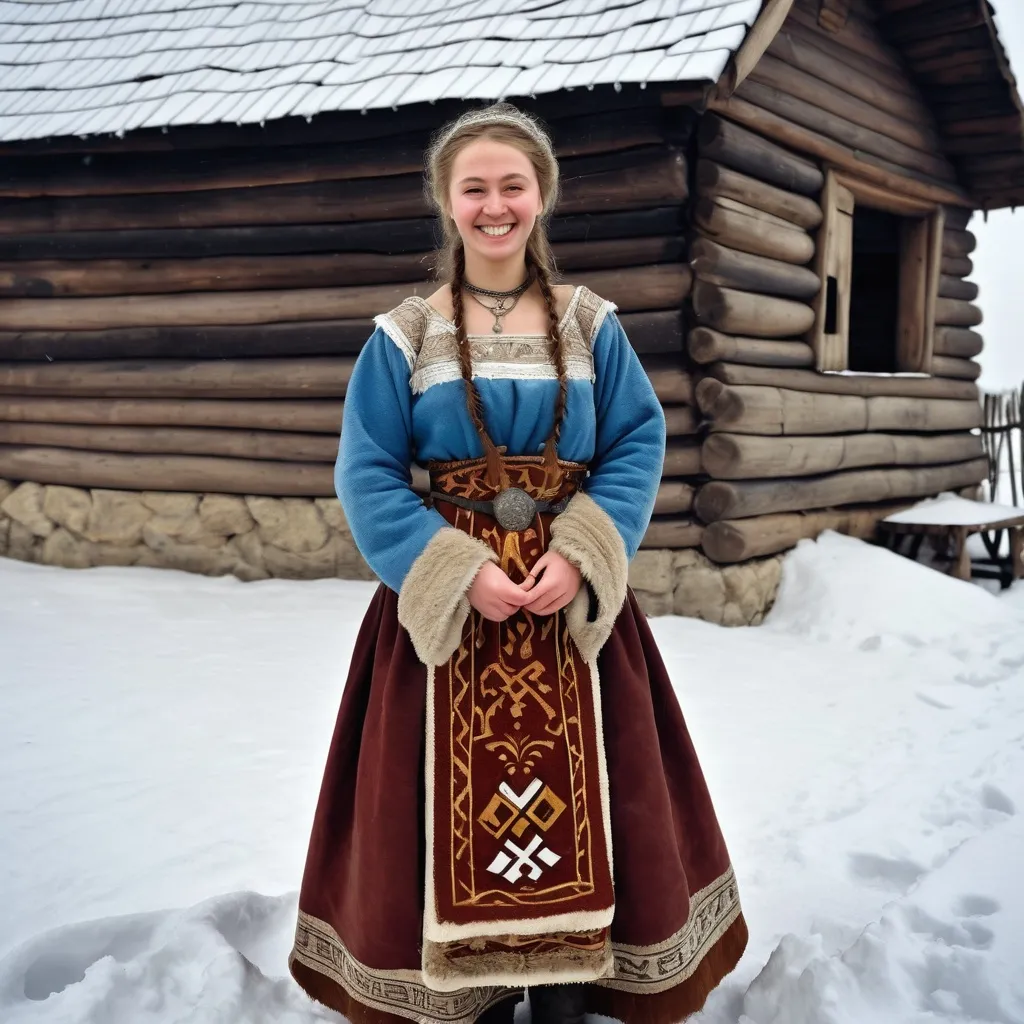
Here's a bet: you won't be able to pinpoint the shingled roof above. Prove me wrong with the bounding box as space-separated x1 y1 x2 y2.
0 0 761 142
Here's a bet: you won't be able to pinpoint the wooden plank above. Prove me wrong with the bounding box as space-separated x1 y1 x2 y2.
653 480 695 515
697 114 824 196
696 160 823 228
0 236 686 298
922 206 946 372
934 297 983 327
938 274 979 301
735 79 955 181
694 458 989 521
728 0 798 91
931 355 982 380
0 264 691 331
639 518 704 550
708 96 973 207
663 439 703 477
0 358 356 399
0 445 336 496
0 422 339 462
689 237 821 299
702 501 916 561
933 326 983 358
703 360 980 399
688 327 814 367
0 396 343 432
942 227 978 256
695 379 983 435
896 215 931 373
0 206 687 261
809 169 854 372
694 195 815 264
693 281 816 338
749 52 939 154
701 430 983 479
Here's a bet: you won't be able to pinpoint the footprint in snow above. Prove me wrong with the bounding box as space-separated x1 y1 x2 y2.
847 852 925 892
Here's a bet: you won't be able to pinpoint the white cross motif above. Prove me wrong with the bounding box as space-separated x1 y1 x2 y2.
486 833 561 884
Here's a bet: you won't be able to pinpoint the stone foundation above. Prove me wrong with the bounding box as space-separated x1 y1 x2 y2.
0 479 782 625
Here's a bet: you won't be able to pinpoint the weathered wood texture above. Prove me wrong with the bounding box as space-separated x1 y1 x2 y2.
934 326 983 359
697 380 983 435
702 430 984 478
689 237 820 299
0 396 343 432
0 422 339 462
639 518 704 550
695 457 989 521
702 500 916 562
0 264 691 332
688 328 814 367
0 445 337 495
693 282 815 338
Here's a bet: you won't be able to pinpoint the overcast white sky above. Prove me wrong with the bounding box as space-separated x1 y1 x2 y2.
971 0 1024 391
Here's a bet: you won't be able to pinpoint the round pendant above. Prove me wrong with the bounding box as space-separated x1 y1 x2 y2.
492 487 538 532
492 322 502 334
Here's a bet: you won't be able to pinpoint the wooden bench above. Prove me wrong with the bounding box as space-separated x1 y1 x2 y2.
878 496 1024 588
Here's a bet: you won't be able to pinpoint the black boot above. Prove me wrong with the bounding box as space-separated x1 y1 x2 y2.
529 984 587 1024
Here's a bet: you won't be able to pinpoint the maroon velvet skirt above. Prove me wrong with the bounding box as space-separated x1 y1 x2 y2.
289 462 746 1024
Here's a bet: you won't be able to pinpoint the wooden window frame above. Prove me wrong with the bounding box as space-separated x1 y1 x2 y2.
809 168 945 375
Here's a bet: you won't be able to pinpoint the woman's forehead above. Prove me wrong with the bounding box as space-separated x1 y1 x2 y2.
451 139 536 182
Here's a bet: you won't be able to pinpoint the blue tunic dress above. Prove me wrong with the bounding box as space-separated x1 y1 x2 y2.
336 288 667 591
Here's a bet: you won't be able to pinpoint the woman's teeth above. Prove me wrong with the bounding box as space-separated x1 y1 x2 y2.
479 224 513 236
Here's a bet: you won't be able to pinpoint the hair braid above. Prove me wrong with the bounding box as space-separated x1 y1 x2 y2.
451 246 506 489
530 254 568 482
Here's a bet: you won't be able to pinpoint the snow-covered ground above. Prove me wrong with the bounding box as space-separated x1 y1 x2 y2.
1 532 1022 1024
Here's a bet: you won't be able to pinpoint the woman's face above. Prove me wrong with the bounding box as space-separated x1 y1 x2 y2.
448 138 544 267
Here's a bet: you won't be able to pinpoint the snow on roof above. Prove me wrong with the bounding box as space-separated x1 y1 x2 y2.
0 0 760 142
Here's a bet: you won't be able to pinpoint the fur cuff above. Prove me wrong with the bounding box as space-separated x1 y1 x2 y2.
549 492 628 662
398 527 498 666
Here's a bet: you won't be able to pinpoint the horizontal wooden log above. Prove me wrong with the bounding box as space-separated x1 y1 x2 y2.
643 361 695 405
0 396 343 432
937 274 979 301
0 445 336 495
942 228 977 256
0 422 339 462
0 236 686 298
0 145 687 232
0 304 684 362
934 297 983 328
943 206 973 231
640 517 704 549
0 358 355 398
707 96 972 207
694 196 815 265
663 440 703 477
664 405 699 436
734 79 955 182
933 326 984 359
654 480 695 515
749 52 940 156
693 282 816 338
702 501 917 562
697 114 824 196
930 355 982 381
941 254 973 277
694 458 989 521
0 206 686 261
0 264 691 332
766 29 939 132
696 160 823 229
688 327 814 367
702 361 980 400
689 237 821 300
701 430 984 479
696 379 983 435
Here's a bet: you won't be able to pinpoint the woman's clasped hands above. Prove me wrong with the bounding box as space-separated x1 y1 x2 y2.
467 551 581 622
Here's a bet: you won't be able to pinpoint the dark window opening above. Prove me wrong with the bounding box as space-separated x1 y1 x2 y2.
849 206 901 373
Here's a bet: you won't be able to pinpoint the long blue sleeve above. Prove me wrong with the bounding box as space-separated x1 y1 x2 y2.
336 328 447 591
585 312 666 559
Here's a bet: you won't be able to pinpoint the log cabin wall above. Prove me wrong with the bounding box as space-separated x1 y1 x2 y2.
690 0 988 565
0 91 707 582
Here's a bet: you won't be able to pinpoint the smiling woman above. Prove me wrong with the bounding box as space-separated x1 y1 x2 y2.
286 104 746 1024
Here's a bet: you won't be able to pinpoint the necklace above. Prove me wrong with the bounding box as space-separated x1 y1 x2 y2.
464 275 532 334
